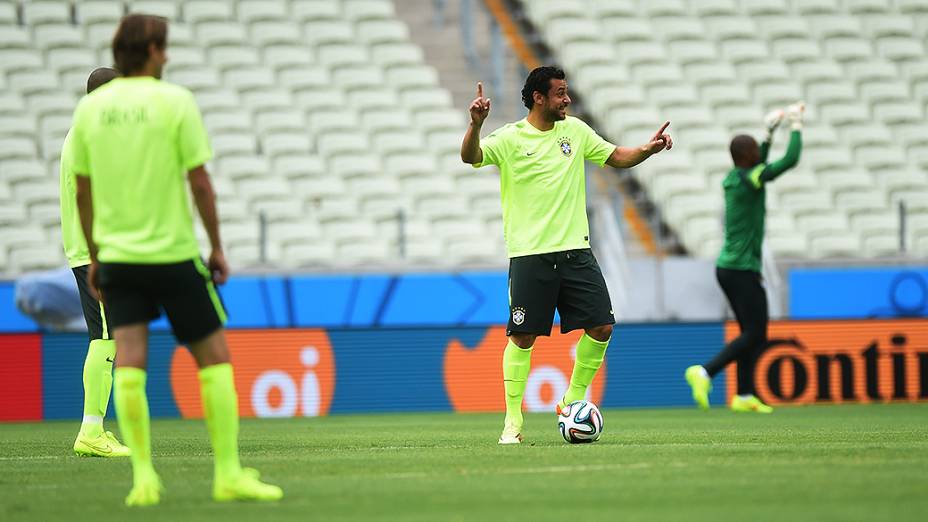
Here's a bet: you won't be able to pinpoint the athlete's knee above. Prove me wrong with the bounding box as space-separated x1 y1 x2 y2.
586 324 613 342
113 323 149 368
187 328 231 368
509 333 536 349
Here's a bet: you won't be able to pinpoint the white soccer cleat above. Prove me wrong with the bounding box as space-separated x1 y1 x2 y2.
497 424 523 445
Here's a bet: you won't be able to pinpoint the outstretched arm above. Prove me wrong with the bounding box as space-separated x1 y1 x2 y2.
758 103 803 184
605 121 673 169
461 82 490 165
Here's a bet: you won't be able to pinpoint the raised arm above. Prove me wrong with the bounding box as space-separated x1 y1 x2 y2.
188 165 229 284
605 121 673 169
758 103 803 184
761 109 785 163
461 82 490 165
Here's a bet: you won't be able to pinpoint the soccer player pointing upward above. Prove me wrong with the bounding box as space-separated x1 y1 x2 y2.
462 66 673 444
72 15 281 505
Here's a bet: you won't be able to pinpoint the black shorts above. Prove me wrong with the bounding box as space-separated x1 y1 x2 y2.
507 248 614 336
72 265 109 341
97 258 227 344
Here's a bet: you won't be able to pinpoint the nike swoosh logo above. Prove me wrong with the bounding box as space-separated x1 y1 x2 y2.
106 357 114 363
82 440 113 454
526 151 536 156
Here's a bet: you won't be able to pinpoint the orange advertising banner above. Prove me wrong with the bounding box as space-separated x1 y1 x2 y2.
725 320 928 406
444 326 604 413
171 330 336 418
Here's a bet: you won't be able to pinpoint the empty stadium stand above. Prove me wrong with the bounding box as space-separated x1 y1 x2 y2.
2 0 927 277
0 0 506 275
519 0 928 259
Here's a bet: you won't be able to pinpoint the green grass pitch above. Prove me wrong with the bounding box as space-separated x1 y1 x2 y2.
1 404 926 521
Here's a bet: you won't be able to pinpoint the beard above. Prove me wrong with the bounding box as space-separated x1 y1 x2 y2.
546 106 567 121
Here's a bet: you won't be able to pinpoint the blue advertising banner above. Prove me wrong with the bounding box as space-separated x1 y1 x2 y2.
2 323 727 421
0 272 511 332
790 267 928 319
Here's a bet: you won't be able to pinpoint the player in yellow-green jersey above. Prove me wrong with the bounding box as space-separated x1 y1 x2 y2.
60 66 131 458
461 66 674 444
71 14 281 506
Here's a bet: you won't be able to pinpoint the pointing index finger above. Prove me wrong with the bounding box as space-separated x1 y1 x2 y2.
656 121 670 136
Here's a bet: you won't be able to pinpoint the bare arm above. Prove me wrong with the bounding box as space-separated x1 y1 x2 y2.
75 176 97 262
75 175 103 299
605 121 673 169
461 82 490 165
188 165 229 284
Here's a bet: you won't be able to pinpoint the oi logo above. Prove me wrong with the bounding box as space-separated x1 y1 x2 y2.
170 330 336 418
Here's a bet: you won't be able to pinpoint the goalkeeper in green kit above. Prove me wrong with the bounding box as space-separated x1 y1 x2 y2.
686 102 804 413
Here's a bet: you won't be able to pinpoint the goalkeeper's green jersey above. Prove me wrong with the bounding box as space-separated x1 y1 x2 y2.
717 130 802 272
473 116 616 258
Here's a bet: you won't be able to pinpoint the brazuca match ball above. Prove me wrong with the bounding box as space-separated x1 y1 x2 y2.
557 400 603 443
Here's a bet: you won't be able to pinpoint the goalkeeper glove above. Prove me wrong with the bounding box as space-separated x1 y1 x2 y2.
764 109 784 137
786 102 805 130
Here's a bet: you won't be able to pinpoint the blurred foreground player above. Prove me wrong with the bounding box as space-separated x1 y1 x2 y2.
61 67 130 457
72 14 282 505
685 103 805 414
461 67 673 444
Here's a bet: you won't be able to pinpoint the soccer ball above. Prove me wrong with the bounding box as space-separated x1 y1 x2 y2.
557 400 603 443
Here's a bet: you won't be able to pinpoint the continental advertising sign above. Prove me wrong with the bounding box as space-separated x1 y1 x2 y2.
726 320 928 405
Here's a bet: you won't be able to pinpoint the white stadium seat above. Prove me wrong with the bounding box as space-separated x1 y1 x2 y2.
3 0 924 273
184 1 234 24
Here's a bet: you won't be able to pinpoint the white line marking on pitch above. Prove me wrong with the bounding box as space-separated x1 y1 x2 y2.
379 462 668 480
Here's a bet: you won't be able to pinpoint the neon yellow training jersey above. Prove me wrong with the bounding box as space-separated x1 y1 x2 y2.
59 129 91 268
474 116 616 258
70 77 212 264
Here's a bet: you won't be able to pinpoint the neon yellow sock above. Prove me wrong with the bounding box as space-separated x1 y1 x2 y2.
563 334 610 405
502 339 533 429
80 339 116 437
199 363 242 479
114 367 155 481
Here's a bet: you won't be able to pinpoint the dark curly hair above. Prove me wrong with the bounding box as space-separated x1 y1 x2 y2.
521 66 565 109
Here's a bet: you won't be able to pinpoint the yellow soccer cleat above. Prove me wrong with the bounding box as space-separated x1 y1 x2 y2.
73 430 131 458
497 423 523 445
684 365 712 410
730 395 773 414
125 471 162 507
213 468 283 502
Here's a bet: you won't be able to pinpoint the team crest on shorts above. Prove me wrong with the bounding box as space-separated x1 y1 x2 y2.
512 307 526 325
558 137 572 157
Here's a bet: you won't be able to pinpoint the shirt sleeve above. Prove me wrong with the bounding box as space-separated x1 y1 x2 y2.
473 126 506 168
177 90 213 171
70 102 90 177
755 130 802 187
578 118 616 166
